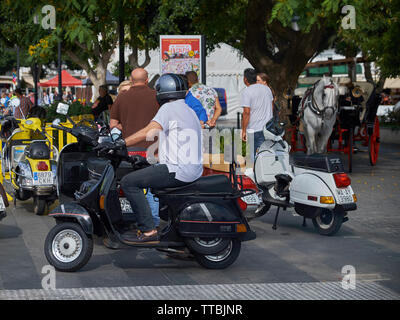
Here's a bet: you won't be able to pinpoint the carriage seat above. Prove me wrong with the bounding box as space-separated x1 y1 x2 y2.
290 153 344 173
153 175 234 196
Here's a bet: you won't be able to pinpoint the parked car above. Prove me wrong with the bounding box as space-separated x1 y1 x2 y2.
214 87 227 116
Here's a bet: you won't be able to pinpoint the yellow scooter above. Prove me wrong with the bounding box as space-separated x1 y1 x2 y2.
0 116 58 215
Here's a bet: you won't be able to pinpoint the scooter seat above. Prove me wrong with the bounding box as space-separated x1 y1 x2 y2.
290 153 344 173
153 175 233 196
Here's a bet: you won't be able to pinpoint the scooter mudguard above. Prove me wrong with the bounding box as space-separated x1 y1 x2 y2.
289 173 336 209
49 202 93 234
178 202 248 238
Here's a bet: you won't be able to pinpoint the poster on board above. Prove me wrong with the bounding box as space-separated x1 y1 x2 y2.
160 35 203 81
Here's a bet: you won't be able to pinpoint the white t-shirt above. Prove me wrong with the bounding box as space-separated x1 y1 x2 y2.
152 99 203 183
9 97 20 115
240 83 273 132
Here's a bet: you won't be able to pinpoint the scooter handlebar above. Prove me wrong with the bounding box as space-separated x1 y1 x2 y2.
51 124 72 133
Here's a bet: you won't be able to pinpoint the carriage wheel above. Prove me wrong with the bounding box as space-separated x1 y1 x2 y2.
347 128 354 173
368 116 380 166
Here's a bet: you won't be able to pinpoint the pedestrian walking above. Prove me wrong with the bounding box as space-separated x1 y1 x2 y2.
241 68 273 158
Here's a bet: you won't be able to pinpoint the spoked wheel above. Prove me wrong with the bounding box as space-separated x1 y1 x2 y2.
312 207 345 236
193 238 241 269
184 237 230 255
369 116 380 166
33 196 47 215
44 222 93 272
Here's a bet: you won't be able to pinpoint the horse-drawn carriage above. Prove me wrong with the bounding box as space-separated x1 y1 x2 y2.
287 77 381 172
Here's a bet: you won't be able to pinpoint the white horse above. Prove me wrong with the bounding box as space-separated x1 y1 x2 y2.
299 76 339 154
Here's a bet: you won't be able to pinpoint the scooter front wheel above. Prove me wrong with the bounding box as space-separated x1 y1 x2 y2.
312 207 344 236
193 238 241 269
44 222 93 272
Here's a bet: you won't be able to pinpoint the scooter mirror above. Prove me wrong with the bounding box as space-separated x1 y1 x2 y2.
56 103 69 115
52 118 61 126
110 127 122 142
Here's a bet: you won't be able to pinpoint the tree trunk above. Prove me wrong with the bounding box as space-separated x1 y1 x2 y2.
242 0 333 137
347 58 357 82
128 47 151 70
65 50 109 101
363 60 373 83
376 75 386 93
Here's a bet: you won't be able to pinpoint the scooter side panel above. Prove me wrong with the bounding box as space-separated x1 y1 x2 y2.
289 172 336 209
176 198 248 238
254 146 291 186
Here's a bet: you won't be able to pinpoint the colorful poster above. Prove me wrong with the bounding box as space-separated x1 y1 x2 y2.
160 35 202 80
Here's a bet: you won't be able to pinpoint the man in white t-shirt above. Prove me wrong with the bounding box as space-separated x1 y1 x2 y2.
240 68 273 157
117 74 203 243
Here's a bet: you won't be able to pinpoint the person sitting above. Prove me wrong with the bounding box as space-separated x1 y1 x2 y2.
99 73 203 243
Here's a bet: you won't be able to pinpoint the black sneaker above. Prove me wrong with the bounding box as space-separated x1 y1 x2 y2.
103 234 123 250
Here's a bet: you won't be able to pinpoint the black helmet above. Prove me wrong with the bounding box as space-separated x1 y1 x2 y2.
155 73 188 106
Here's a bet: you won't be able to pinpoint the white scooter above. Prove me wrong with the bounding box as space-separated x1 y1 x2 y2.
245 119 357 236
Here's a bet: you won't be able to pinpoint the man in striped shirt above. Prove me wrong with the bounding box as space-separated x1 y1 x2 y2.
13 88 33 119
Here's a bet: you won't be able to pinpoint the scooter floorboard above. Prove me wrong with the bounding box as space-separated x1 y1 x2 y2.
117 239 185 248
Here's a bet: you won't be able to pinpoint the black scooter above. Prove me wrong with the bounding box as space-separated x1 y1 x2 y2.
44 119 256 272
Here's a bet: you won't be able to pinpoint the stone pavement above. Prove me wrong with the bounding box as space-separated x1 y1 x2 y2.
0 143 399 299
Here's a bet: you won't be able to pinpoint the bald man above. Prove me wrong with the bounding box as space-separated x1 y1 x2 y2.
108 68 160 245
110 68 159 146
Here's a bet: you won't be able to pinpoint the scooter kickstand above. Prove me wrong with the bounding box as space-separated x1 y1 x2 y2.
272 207 280 230
302 216 307 227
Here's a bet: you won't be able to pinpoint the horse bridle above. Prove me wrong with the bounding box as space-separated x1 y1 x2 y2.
301 80 337 121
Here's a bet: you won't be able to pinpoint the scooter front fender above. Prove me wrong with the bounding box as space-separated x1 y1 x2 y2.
49 203 93 234
290 172 335 209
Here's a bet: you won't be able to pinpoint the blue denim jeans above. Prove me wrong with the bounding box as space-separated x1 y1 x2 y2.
146 190 159 227
253 130 265 159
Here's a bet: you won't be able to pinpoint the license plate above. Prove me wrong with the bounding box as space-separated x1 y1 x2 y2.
120 198 133 214
337 188 353 204
242 193 260 205
0 197 5 211
33 171 53 185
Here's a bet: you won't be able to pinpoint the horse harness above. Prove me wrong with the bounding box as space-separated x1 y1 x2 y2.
298 80 337 126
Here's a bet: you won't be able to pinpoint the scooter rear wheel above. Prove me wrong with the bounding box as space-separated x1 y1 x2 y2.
193 238 241 269
184 237 230 255
312 207 344 236
44 222 93 272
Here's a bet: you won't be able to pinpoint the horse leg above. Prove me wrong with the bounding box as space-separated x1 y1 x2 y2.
317 119 336 153
305 124 317 155
317 127 330 153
